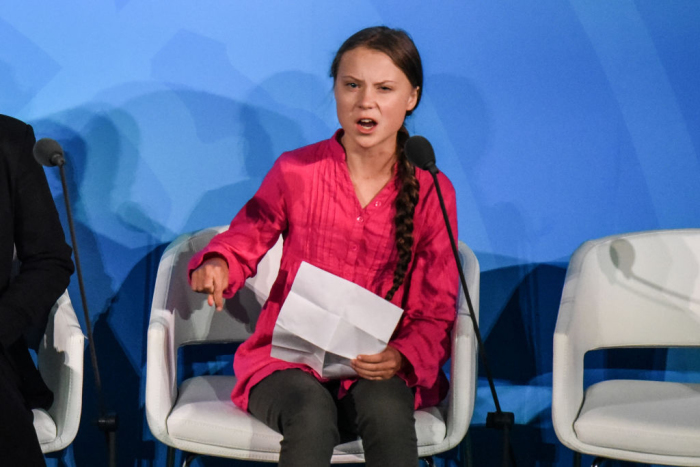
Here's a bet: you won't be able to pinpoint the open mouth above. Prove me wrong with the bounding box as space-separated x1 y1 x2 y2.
357 118 377 130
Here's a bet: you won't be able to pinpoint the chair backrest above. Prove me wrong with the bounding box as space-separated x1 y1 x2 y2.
559 229 700 350
151 226 282 348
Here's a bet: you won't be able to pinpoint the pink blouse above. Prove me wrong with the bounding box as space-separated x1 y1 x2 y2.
188 131 459 411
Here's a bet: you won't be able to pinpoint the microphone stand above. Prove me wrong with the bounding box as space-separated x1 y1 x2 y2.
57 162 118 467
427 169 517 467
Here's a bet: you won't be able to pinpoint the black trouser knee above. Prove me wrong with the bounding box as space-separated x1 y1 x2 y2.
249 370 418 467
249 369 340 467
341 376 418 467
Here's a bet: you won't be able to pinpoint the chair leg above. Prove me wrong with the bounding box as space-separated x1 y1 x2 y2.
590 456 607 467
422 456 435 467
166 446 176 467
461 432 474 467
182 452 200 467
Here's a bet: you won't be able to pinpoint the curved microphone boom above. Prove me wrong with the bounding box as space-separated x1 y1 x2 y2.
405 135 517 467
33 138 118 467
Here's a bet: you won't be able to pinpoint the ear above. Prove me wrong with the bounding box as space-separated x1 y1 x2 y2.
406 86 419 112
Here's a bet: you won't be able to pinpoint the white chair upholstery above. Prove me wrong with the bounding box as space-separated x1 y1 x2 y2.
146 225 479 463
552 229 700 466
33 291 85 453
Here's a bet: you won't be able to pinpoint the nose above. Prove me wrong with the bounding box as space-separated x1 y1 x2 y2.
357 87 376 109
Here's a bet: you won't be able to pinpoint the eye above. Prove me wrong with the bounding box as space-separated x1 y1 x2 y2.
346 82 358 89
379 85 393 92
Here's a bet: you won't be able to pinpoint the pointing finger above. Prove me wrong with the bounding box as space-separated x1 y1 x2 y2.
213 277 225 311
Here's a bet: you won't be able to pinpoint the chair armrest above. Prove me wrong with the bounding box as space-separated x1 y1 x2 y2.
552 326 586 451
146 309 177 444
443 311 478 449
38 292 85 451
552 248 591 452
145 229 227 444
440 241 480 450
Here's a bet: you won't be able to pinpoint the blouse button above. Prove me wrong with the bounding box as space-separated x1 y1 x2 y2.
351 244 358 251
374 200 382 207
357 216 364 223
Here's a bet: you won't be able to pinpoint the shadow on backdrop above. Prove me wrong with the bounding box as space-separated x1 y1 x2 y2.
470 263 567 466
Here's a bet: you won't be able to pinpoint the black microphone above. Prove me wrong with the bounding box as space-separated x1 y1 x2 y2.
405 135 439 175
32 138 119 467
405 135 517 467
33 138 66 167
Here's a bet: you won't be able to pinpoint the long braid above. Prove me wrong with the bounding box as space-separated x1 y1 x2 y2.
385 126 420 302
329 26 423 301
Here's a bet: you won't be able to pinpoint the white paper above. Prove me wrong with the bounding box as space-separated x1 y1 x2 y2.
271 261 404 378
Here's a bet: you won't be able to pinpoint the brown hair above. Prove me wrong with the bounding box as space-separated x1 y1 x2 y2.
330 26 423 301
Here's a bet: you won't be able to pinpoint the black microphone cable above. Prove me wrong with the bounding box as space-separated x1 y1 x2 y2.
405 135 518 467
34 138 118 467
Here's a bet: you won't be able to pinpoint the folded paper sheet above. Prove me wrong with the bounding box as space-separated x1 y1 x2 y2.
271 261 404 378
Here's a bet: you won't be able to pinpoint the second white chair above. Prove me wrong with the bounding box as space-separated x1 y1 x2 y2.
552 229 700 466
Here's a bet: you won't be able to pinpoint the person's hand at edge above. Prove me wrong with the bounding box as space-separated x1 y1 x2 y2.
190 255 229 311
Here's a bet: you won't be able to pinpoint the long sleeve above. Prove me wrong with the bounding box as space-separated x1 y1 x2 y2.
187 133 460 411
389 172 459 405
0 121 74 348
188 155 289 297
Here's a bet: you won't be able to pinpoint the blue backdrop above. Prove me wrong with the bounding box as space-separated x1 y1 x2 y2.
2 1 699 466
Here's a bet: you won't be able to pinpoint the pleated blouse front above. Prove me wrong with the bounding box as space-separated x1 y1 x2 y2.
188 131 459 411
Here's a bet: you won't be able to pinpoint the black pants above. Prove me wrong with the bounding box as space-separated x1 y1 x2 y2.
249 369 419 467
0 349 46 466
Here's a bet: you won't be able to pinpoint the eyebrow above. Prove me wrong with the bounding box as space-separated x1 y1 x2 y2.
339 75 397 85
339 74 362 82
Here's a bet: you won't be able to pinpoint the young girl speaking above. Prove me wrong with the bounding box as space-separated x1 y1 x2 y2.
189 26 459 467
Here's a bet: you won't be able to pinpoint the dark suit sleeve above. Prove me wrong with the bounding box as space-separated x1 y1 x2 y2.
0 123 74 348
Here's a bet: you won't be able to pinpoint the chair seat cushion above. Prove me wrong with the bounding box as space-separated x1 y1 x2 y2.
32 408 57 444
575 380 700 457
167 375 447 454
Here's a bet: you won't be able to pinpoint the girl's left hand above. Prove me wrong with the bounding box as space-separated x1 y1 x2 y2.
351 345 405 380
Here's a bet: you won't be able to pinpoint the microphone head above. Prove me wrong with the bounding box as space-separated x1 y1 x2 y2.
405 135 438 174
33 138 65 167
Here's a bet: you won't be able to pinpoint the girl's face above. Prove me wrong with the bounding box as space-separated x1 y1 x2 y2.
334 46 419 157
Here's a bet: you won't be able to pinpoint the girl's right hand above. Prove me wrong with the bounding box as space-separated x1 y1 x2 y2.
190 256 229 311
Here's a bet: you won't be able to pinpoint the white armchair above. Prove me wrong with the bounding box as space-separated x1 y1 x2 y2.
552 229 700 466
34 290 85 453
146 225 479 466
